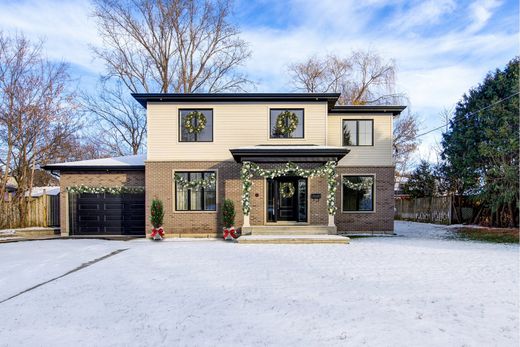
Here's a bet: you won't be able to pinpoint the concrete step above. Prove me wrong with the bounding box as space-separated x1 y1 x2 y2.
243 225 336 235
237 235 350 244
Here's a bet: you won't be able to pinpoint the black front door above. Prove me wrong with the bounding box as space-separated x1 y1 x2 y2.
267 177 307 222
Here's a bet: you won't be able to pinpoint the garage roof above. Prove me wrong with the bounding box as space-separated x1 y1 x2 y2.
42 154 146 171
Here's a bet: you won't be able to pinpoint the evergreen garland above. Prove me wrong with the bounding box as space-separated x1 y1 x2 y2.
240 161 338 216
174 173 216 190
67 185 145 194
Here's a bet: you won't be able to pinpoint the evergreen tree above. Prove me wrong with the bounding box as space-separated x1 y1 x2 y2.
403 160 437 198
441 57 519 227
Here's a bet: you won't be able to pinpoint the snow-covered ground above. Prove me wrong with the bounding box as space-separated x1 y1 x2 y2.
0 221 518 346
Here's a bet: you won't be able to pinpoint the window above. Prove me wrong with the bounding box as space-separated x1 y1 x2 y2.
175 172 216 211
179 109 213 142
342 120 373 146
270 109 304 138
342 175 374 212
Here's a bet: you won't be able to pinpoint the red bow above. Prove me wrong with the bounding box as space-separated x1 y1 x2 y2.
151 227 165 239
223 227 238 240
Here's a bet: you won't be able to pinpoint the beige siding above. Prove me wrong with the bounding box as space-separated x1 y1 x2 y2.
147 102 328 161
328 114 393 167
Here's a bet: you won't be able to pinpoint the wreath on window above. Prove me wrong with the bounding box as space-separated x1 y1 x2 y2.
280 182 295 199
275 111 299 135
184 111 207 134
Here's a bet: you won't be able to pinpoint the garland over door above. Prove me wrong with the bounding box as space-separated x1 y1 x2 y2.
69 192 145 236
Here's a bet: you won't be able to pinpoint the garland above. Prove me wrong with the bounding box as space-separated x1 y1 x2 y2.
241 161 338 215
280 182 295 198
174 173 216 190
184 111 207 134
275 110 299 135
343 176 373 191
67 185 145 194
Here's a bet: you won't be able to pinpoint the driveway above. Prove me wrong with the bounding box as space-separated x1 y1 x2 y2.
0 222 518 346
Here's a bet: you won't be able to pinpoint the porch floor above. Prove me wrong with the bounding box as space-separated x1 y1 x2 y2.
237 234 349 244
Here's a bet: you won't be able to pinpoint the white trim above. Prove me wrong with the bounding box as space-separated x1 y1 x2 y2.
340 173 377 214
172 169 219 214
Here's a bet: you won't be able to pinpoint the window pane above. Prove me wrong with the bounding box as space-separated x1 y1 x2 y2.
179 110 213 142
342 176 374 211
343 120 357 146
176 173 189 210
270 109 304 138
358 120 373 145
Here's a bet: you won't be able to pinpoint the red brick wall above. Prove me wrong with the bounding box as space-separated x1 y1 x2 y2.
59 171 145 236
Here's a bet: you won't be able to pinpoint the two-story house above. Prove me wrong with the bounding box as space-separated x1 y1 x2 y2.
43 93 405 237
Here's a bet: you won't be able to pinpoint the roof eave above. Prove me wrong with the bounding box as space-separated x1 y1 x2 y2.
41 165 145 172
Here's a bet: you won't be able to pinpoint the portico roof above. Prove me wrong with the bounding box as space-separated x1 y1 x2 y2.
229 145 349 163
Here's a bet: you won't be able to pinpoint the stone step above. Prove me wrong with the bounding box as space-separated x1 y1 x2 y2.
237 235 350 244
243 225 336 235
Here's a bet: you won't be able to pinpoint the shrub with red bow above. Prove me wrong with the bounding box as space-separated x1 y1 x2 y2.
222 198 239 240
150 198 165 240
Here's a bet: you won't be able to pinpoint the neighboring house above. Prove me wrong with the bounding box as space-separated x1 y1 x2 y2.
43 93 405 237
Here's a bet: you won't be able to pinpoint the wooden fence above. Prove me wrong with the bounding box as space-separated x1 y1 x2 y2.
395 196 452 224
0 193 60 229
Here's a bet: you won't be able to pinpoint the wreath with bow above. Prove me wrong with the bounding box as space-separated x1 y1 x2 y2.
184 111 207 134
280 182 295 198
275 110 299 135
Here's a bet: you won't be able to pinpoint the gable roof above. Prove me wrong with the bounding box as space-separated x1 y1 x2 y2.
42 154 146 172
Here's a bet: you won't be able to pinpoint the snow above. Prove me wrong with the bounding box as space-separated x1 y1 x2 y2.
24 186 60 197
0 221 518 346
44 154 146 168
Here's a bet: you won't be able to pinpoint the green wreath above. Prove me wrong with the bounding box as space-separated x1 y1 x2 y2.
275 111 299 135
184 111 207 134
280 182 295 199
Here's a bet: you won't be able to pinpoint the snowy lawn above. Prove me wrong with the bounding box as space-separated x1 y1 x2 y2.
0 221 518 346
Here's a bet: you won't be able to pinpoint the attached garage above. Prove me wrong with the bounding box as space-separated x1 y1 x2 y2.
43 155 146 237
69 192 145 236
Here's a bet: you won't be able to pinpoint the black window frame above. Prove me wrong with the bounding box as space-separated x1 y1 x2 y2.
342 119 374 146
269 108 305 139
342 175 375 212
178 109 214 142
175 171 217 211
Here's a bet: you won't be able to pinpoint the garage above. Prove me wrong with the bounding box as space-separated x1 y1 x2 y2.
42 154 147 237
69 192 145 236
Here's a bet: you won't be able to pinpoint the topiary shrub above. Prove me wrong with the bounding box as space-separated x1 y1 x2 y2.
222 199 236 229
150 198 164 229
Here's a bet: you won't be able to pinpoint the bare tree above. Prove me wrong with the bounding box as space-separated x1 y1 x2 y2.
0 32 80 227
288 50 419 177
82 81 147 156
288 50 401 105
92 0 252 93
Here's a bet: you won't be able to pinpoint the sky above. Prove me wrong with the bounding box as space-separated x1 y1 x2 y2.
0 0 518 166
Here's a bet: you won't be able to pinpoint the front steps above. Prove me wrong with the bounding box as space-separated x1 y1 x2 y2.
237 235 350 244
242 225 336 235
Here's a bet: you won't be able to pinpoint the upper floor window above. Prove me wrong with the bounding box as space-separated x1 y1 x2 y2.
179 109 213 142
270 109 304 138
342 119 373 146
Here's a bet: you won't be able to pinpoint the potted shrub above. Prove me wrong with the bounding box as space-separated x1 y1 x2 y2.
222 198 238 240
150 198 165 240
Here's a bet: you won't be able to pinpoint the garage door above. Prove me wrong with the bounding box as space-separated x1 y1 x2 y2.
69 192 145 236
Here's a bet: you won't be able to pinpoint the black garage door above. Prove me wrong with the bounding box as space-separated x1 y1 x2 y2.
69 192 145 236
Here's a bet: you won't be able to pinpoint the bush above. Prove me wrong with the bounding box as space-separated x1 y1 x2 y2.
150 198 164 228
222 199 235 228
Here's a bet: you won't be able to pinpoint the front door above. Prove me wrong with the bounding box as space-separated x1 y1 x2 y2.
267 177 307 223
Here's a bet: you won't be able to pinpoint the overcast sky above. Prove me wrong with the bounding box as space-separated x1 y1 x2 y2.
0 0 518 165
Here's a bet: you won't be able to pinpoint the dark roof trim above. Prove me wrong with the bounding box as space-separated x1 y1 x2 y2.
229 147 349 163
132 93 341 110
41 165 145 172
329 105 406 116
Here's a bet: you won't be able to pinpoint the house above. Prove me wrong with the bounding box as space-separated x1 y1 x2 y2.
43 93 405 237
